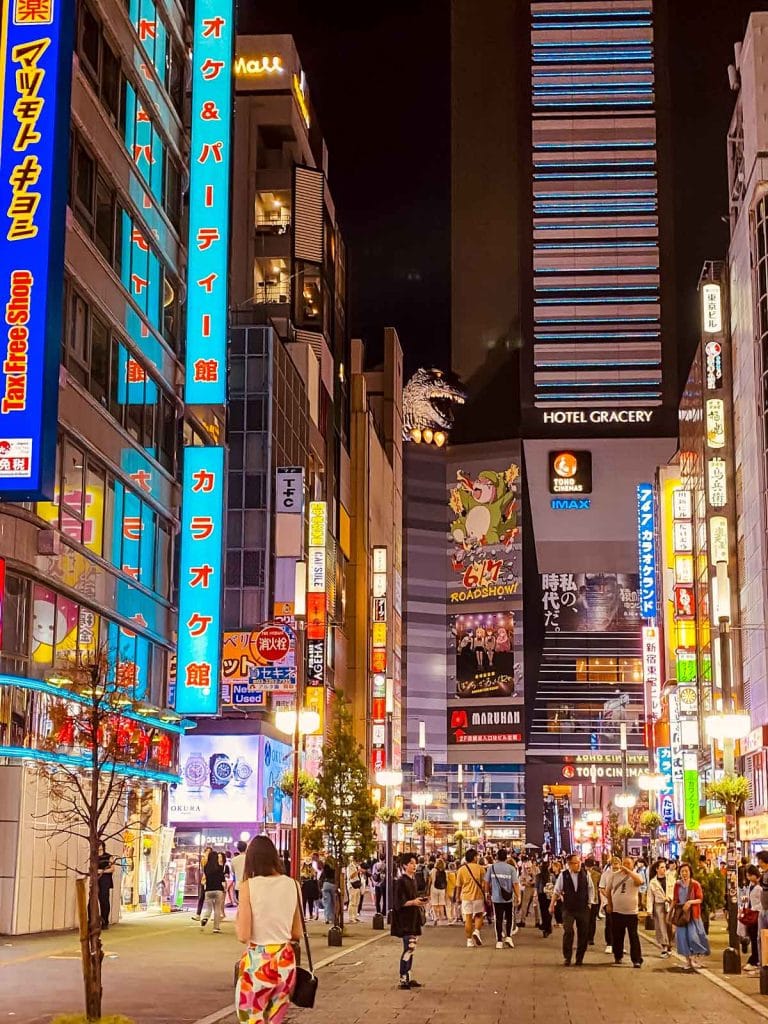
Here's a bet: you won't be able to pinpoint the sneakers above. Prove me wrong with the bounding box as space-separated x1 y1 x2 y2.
604 945 612 954
691 957 703 969
472 929 483 947
191 915 200 922
408 979 423 988
632 962 642 969
511 922 519 935
504 936 515 949
200 918 208 928
660 950 670 959
496 941 504 949
398 980 411 990
466 939 475 948
213 928 222 934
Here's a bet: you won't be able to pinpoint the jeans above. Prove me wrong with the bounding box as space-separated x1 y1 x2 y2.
612 912 642 964
202 889 224 929
562 908 590 964
494 902 514 941
375 883 386 915
196 884 206 916
322 881 337 924
399 935 418 980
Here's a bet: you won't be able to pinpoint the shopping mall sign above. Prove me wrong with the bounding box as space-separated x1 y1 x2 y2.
0 0 74 499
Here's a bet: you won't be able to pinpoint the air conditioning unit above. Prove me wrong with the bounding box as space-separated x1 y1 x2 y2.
37 529 61 555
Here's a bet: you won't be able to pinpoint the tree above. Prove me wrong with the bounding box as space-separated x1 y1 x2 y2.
36 649 171 1022
306 694 376 924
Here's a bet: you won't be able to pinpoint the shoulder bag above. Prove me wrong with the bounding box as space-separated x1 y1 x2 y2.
291 881 318 1008
669 884 691 927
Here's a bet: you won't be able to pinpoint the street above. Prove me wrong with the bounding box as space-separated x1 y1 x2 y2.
4 909 768 1024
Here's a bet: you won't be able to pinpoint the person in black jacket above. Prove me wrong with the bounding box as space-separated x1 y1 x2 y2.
549 852 595 966
200 849 227 932
391 853 428 990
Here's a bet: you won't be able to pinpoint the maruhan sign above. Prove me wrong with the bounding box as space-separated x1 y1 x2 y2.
543 409 655 425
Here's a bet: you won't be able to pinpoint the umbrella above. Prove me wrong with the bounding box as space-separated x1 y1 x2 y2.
524 842 540 849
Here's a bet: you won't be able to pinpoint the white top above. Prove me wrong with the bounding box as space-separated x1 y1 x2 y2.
246 874 298 945
231 853 246 886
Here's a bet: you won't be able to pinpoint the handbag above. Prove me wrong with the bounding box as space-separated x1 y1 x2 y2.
669 903 690 927
291 881 318 1008
739 907 759 927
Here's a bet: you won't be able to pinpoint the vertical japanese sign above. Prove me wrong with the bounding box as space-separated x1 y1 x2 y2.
636 483 657 619
642 625 661 719
175 446 224 715
370 546 388 773
0 0 73 499
306 501 327 687
185 0 233 405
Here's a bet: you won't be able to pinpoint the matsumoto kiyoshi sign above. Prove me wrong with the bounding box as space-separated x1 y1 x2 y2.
0 0 74 499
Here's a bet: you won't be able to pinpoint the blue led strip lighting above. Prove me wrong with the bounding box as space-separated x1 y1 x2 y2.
539 391 661 401
0 744 180 784
537 380 661 388
175 446 225 716
185 0 233 405
0 0 75 499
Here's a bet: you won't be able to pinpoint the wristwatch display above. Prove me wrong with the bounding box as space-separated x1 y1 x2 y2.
233 756 253 787
209 753 233 790
183 752 207 792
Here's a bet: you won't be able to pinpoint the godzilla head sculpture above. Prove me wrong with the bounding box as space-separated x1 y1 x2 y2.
403 368 466 444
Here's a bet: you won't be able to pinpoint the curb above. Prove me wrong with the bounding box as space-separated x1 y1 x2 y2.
640 929 768 1021
191 931 389 1024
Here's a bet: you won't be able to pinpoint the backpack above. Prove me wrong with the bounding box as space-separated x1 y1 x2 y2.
415 865 429 893
434 868 447 890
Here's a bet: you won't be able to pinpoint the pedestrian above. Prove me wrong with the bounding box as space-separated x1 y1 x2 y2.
346 855 363 923
321 856 338 925
647 859 672 958
373 854 387 916
231 840 247 905
430 858 449 925
551 860 564 929
456 848 487 947
549 851 594 967
606 856 643 968
191 845 212 921
200 848 227 932
391 853 428 989
599 854 621 953
300 860 320 920
757 850 768 957
741 865 761 973
235 835 302 1023
97 841 115 930
415 857 431 898
586 858 601 946
517 855 539 927
486 848 520 949
636 857 648 912
536 860 554 937
672 861 709 971
446 860 459 923
225 850 236 907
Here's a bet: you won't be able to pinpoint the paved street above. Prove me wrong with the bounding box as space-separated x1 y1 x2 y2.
5 906 768 1024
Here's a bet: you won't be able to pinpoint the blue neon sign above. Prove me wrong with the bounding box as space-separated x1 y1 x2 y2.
0 0 73 500
637 482 657 618
184 0 233 405
175 446 224 715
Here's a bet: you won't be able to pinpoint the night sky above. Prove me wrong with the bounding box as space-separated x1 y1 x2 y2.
244 1 766 381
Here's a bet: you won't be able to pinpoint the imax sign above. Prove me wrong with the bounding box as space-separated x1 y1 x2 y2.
551 498 591 510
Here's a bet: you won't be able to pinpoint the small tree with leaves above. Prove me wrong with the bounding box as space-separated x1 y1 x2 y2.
306 694 376 924
36 648 169 1022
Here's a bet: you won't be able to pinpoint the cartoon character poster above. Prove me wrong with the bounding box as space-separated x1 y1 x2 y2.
31 586 79 665
448 463 521 603
450 611 521 698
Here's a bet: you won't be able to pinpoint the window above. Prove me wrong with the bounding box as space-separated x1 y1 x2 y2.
164 154 182 232
95 176 117 261
72 138 95 231
78 4 100 83
166 38 186 116
77 4 125 129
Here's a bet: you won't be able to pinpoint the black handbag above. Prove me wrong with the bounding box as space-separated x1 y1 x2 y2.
291 881 318 1008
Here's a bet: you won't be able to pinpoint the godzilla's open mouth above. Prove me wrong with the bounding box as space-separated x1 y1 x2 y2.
430 394 464 422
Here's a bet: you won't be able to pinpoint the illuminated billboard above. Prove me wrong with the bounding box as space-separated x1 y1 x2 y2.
185 0 234 405
0 0 74 499
170 734 260 824
175 447 225 715
450 611 520 699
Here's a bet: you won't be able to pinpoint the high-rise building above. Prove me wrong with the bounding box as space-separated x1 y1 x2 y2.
448 0 679 848
0 0 195 932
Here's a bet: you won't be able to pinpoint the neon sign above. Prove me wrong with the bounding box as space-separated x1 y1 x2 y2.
185 0 233 405
175 446 225 715
636 483 657 618
235 54 283 77
0 0 74 499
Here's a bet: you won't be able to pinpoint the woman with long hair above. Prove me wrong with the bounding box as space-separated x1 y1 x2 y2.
191 845 212 921
235 836 302 1023
647 860 671 958
672 861 710 971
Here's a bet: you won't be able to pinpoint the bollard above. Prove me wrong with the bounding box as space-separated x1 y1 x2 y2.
327 925 343 947
372 912 384 930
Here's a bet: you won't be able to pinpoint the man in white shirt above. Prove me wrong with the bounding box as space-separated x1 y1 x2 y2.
550 852 595 966
231 840 247 903
599 855 621 953
606 856 644 967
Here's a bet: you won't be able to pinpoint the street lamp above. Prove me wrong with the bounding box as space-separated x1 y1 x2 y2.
452 809 468 860
704 712 751 741
412 791 433 857
637 772 667 792
376 767 403 921
274 709 321 737
614 792 637 809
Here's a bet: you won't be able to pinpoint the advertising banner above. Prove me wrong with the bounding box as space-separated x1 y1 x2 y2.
636 483 657 618
450 611 519 698
447 462 521 604
549 451 592 495
0 0 74 499
259 736 293 826
541 572 641 632
220 625 296 707
447 705 523 745
170 734 259 823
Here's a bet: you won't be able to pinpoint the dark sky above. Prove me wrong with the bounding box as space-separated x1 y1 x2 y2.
243 1 765 380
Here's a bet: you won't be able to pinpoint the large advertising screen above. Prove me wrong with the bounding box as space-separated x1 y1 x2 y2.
259 736 293 826
170 734 260 824
450 611 521 698
541 572 641 633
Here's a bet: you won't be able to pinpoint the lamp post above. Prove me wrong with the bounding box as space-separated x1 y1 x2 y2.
376 768 403 922
452 809 468 860
412 791 433 857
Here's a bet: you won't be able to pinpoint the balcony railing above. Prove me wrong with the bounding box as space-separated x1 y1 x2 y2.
256 216 290 235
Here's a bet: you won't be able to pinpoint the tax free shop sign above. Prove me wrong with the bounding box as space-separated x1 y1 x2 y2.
0 0 74 499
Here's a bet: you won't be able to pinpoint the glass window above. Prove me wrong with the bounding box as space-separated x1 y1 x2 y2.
90 313 109 405
61 441 85 532
79 5 100 83
84 462 105 555
156 519 171 598
587 657 617 683
74 141 95 222
3 574 29 658
94 176 114 261
101 37 122 126
226 550 241 587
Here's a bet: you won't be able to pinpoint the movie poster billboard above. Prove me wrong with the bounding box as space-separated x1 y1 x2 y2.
447 463 521 604
541 573 641 633
449 611 522 698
